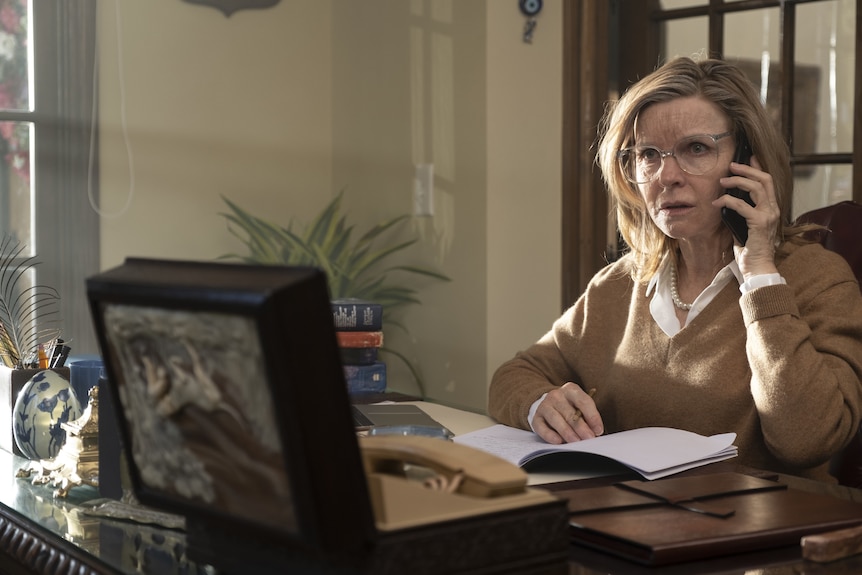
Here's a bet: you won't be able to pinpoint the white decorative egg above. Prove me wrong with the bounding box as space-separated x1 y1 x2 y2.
13 370 82 460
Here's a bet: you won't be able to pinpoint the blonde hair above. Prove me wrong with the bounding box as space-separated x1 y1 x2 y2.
596 56 808 283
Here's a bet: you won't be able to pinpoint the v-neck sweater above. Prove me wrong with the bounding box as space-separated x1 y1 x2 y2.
488 241 862 481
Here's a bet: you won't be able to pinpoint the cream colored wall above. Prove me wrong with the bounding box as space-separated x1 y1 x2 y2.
98 0 334 264
98 0 562 413
486 3 562 393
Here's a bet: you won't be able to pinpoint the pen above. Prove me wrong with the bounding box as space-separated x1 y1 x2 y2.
49 338 64 367
571 387 597 424
53 345 70 368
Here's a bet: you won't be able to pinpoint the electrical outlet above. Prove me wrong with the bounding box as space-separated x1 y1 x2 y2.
413 164 434 217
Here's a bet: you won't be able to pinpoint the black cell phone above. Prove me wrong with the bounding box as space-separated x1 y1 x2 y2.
720 132 754 245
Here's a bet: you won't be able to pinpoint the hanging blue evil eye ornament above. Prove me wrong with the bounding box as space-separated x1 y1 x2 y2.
519 0 543 44
519 0 543 17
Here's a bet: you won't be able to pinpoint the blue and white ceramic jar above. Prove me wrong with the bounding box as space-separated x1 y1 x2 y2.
13 370 82 460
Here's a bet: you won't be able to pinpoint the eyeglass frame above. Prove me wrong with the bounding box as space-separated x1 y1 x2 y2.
616 131 734 184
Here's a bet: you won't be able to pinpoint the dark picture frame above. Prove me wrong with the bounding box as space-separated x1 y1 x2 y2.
86 258 377 567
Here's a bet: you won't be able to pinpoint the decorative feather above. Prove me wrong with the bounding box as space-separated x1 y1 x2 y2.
0 237 61 369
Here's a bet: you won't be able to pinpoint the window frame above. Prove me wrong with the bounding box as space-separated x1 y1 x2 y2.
562 0 862 305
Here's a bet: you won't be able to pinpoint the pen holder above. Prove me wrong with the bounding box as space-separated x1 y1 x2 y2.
0 366 71 456
69 359 104 406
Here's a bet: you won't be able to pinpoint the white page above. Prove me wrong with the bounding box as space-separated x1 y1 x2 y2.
454 425 737 480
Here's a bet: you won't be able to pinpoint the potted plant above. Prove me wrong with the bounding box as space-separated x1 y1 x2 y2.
219 191 449 394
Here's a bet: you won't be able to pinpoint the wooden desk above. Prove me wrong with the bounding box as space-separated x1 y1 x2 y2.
537 460 862 575
415 400 862 574
0 400 860 574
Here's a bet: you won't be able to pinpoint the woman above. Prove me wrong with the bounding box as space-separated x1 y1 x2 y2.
488 57 862 481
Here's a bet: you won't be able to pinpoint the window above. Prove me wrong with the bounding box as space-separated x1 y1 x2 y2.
0 1 99 358
563 0 861 304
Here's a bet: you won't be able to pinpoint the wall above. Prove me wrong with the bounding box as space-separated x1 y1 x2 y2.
98 0 334 263
97 0 562 413
486 2 562 394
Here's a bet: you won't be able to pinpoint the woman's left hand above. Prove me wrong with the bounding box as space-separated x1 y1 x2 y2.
715 156 781 278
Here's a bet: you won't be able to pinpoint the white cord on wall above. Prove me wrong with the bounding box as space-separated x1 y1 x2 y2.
88 0 134 218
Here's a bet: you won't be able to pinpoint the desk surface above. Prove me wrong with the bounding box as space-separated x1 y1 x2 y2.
413 400 862 573
0 400 861 574
0 449 211 575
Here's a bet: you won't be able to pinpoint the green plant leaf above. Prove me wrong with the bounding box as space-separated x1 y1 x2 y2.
385 265 452 282
348 238 418 277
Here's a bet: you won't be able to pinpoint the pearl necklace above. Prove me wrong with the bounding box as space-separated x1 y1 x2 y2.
669 260 693 311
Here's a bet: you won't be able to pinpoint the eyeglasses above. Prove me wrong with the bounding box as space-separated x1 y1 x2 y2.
617 131 733 184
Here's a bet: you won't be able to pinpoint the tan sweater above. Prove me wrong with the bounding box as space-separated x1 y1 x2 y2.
489 242 862 482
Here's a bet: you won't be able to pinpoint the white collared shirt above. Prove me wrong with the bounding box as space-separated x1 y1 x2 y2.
647 257 739 335
646 256 785 336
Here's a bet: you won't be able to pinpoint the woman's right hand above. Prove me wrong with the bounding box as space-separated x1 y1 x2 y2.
531 382 604 444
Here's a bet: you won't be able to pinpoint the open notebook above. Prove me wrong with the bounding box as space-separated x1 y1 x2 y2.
454 424 737 481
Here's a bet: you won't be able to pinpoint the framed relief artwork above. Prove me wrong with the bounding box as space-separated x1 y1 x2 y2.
86 258 376 569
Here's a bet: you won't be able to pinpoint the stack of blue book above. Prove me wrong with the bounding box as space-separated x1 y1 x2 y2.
331 298 386 394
